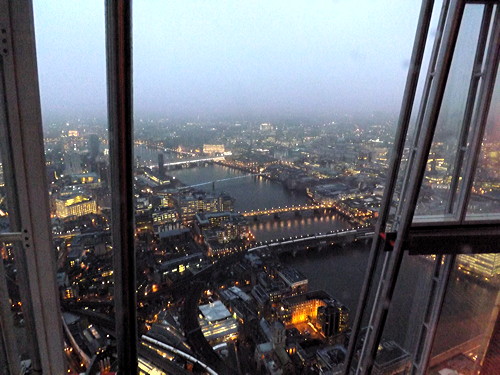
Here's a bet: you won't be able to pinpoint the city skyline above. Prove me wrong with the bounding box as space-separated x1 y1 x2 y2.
34 0 423 121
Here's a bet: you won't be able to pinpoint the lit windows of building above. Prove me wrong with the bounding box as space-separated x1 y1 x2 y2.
203 144 225 155
55 194 99 218
198 300 239 345
68 172 101 188
151 207 178 225
456 253 500 283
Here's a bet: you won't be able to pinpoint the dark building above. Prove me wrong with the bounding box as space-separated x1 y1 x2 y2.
158 153 165 177
88 134 100 160
316 301 349 344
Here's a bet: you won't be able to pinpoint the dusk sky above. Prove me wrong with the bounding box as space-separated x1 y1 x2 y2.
34 1 425 121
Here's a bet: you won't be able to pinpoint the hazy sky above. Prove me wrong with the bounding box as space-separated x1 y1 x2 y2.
34 1 423 121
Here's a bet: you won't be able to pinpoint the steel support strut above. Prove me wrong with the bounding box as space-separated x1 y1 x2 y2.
357 1 466 373
343 0 437 372
105 1 138 373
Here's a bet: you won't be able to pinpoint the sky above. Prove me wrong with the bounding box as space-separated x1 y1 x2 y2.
33 1 424 122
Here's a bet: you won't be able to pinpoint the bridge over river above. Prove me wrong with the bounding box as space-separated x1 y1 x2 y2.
247 225 375 256
240 203 332 218
149 155 226 170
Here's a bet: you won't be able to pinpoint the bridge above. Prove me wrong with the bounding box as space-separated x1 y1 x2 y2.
240 203 332 217
247 226 375 256
135 141 196 157
150 155 225 169
180 173 260 190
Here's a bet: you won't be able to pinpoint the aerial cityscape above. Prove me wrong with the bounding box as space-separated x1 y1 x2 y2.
0 1 498 374
1 112 497 374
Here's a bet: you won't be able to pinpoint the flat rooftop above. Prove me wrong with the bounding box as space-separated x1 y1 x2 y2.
199 300 231 322
278 267 308 286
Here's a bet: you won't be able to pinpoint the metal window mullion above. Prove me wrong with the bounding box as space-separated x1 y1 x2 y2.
395 0 452 222
343 1 437 372
0 244 21 375
0 25 42 375
358 1 466 373
0 1 65 374
457 6 500 222
446 4 493 215
105 1 138 373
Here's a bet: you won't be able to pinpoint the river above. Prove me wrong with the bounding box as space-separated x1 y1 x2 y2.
136 147 499 361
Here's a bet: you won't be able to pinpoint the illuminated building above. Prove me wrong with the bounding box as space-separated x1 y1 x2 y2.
281 290 348 338
260 123 273 132
68 172 101 188
62 287 77 300
55 194 98 218
152 208 178 225
195 211 232 228
158 252 204 281
198 301 239 344
456 253 500 283
203 144 225 155
176 193 219 222
218 193 235 212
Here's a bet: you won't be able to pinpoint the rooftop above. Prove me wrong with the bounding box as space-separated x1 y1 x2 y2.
198 301 231 322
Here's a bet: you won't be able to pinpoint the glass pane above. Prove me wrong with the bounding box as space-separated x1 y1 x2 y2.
386 0 444 232
427 254 499 374
466 66 500 219
369 251 499 374
414 4 485 220
133 1 421 373
33 1 113 373
371 252 436 373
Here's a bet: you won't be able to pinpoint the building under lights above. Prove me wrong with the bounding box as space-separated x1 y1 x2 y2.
55 194 99 218
203 144 225 155
280 290 349 340
198 301 239 345
456 253 500 283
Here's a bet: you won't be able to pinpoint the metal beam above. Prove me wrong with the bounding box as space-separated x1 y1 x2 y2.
395 0 452 223
446 4 493 215
105 1 138 373
357 0 466 373
407 223 500 254
0 1 65 373
343 0 437 372
457 5 500 222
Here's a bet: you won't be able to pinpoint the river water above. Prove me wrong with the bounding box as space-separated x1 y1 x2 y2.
136 147 498 361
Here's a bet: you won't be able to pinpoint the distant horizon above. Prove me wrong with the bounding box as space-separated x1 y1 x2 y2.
34 1 423 122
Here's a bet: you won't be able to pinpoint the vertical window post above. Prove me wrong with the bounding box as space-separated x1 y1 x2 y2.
343 0 436 372
0 1 65 373
105 1 138 373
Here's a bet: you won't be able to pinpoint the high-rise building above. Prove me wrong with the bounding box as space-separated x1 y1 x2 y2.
158 153 164 177
317 303 349 338
88 134 100 160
